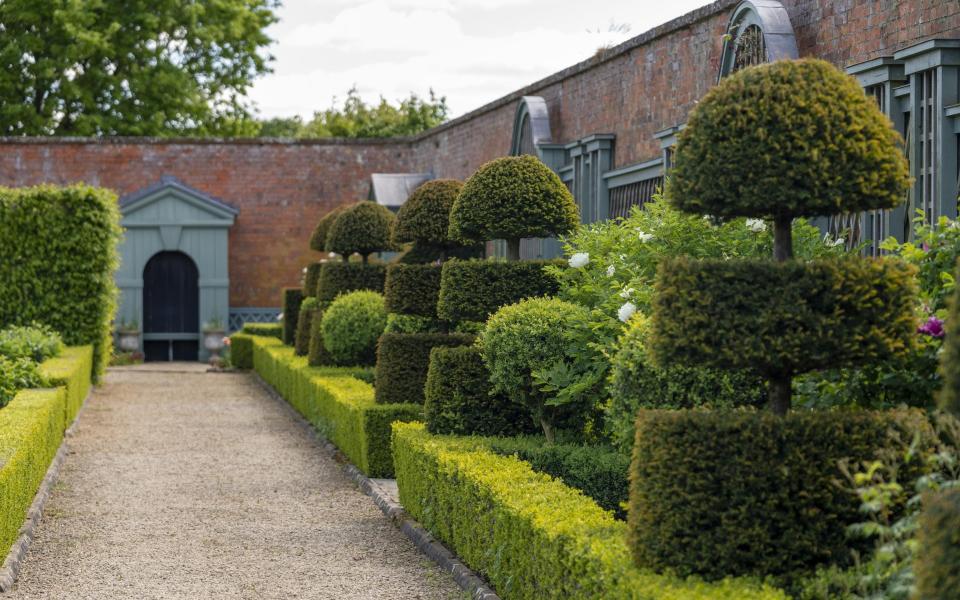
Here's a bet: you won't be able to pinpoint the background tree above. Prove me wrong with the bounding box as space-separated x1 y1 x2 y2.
0 0 277 136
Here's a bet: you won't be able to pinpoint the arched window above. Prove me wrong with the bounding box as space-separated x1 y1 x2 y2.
718 1 798 81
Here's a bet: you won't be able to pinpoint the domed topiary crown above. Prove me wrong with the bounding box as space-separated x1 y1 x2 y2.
392 179 463 246
325 201 395 258
449 155 579 244
309 204 348 252
668 59 910 220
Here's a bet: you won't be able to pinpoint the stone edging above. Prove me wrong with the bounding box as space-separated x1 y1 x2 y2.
0 393 91 593
252 373 501 600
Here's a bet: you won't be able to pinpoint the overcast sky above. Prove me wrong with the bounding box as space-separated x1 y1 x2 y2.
248 0 711 120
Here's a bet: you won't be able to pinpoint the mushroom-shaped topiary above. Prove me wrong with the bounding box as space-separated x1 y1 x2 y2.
325 201 395 263
654 59 915 414
309 204 348 252
449 155 579 260
392 179 463 248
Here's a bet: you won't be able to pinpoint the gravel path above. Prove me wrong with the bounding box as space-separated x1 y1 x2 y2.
8 368 462 600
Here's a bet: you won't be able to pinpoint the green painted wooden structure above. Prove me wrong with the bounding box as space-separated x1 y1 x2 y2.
116 176 237 361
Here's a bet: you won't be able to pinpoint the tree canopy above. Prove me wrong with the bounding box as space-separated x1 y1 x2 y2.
0 0 277 136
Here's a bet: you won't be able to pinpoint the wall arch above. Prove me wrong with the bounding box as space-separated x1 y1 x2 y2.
718 0 799 81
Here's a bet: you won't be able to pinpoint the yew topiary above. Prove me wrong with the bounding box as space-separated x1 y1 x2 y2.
449 155 579 260
939 261 960 416
325 201 395 262
393 179 462 247
656 59 914 413
309 204 348 252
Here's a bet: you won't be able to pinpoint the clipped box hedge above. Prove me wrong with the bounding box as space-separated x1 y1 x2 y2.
304 262 323 297
242 322 282 339
374 333 474 405
437 259 561 322
282 288 304 346
914 487 960 600
231 324 284 369
0 185 121 380
650 257 917 376
424 345 536 436
0 345 93 559
251 336 420 477
392 422 787 600
628 408 934 581
316 263 386 303
384 264 442 317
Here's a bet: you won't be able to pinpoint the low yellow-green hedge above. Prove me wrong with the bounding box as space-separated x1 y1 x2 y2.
391 422 788 600
251 336 422 477
0 345 93 559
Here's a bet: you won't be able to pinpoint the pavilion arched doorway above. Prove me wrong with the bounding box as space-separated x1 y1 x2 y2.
142 251 199 361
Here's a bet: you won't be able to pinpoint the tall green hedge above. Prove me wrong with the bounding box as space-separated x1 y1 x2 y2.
914 488 960 600
437 259 561 322
294 298 320 356
939 261 960 415
282 288 304 346
0 185 121 379
374 332 474 404
304 262 323 296
627 408 934 581
316 263 386 303
384 264 442 317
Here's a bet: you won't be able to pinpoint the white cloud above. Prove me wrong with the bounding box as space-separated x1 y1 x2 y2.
250 0 710 119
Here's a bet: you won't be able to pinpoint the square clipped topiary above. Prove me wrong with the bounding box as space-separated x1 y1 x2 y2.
384 264 442 317
374 332 474 405
424 345 537 436
627 408 934 581
281 287 304 346
304 262 323 297
914 487 960 600
294 299 320 356
437 259 562 322
316 262 386 303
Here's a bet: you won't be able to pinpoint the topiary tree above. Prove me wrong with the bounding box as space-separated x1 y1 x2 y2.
655 59 914 414
449 155 579 260
309 204 348 253
914 487 960 600
939 260 960 416
325 201 395 263
392 179 466 261
320 290 387 366
480 297 599 441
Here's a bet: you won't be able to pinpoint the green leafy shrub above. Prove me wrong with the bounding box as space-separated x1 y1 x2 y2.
304 262 323 296
627 408 934 581
424 345 536 437
651 257 917 378
325 201 395 261
392 422 788 600
307 311 334 367
481 297 600 441
321 290 387 366
384 313 446 334
294 297 319 356
316 262 386 303
384 264 442 317
669 59 909 220
0 184 122 379
309 204 348 252
606 314 764 454
940 260 960 415
374 333 474 404
228 333 254 369
392 179 463 248
0 355 46 408
281 287 303 345
449 155 579 259
240 322 282 338
437 259 561 322
251 335 420 477
0 323 64 362
486 436 630 518
912 487 960 599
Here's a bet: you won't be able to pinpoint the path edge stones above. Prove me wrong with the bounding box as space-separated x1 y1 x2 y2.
252 373 501 600
0 392 92 593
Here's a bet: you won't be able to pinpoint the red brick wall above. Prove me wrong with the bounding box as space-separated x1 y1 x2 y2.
1 0 958 307
0 140 412 307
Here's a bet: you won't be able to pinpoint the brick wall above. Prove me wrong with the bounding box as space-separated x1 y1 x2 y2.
0 0 957 307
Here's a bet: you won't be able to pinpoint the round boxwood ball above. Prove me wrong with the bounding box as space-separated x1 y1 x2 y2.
320 290 387 365
309 204 348 252
393 179 463 246
325 201 395 259
449 155 579 244
668 58 910 220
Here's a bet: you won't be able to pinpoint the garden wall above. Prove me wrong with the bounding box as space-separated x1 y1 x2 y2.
0 0 956 307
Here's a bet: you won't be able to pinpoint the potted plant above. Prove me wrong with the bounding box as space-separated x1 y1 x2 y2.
202 317 227 364
117 319 140 352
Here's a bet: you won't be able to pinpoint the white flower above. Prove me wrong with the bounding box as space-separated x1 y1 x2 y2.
619 288 635 299
568 252 590 268
824 233 845 248
606 265 616 277
618 302 637 323
277 313 284 321
618 254 626 261
302 267 308 274
745 218 767 233
637 230 654 243
328 252 336 258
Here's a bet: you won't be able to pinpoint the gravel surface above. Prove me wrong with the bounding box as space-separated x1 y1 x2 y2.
8 368 462 600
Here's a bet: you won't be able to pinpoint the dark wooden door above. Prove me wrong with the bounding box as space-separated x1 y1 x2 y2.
143 251 199 361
